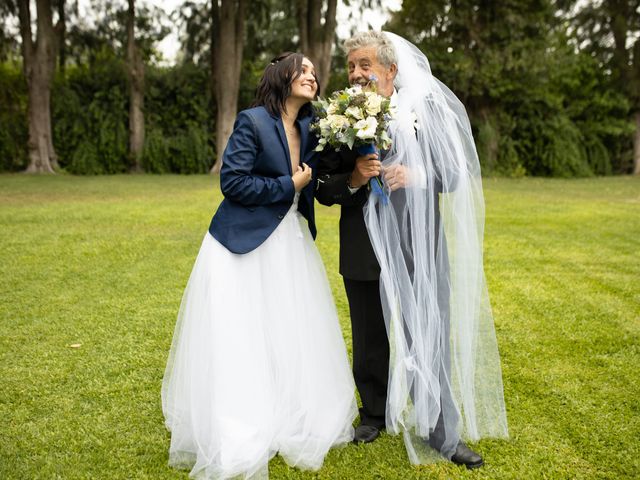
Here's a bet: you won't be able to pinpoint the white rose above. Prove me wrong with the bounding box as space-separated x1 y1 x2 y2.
345 105 364 120
327 114 349 130
354 117 378 139
365 94 382 116
318 117 331 134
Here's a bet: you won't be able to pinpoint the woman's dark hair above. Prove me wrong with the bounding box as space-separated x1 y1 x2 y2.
251 52 320 117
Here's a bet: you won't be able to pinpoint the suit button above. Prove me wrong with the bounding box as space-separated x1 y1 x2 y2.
278 214 284 219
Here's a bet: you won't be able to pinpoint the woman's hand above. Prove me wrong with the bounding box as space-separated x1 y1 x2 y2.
292 163 312 192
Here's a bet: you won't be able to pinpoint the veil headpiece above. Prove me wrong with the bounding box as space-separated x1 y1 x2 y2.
363 31 509 463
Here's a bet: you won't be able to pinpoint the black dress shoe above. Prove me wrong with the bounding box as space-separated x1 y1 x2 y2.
353 424 381 443
451 441 483 469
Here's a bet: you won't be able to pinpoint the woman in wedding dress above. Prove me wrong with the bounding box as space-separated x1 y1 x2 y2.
161 52 357 480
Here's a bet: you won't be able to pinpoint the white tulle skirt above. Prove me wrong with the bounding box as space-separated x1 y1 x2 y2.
161 198 357 480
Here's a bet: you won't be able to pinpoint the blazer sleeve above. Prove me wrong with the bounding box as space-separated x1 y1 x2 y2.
314 149 368 207
220 111 295 206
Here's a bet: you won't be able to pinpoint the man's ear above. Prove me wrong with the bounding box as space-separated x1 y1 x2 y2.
388 63 398 80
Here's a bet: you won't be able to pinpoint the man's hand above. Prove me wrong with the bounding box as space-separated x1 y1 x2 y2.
350 153 381 188
383 164 411 191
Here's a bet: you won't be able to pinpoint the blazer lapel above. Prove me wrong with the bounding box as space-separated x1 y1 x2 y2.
298 117 310 163
274 117 292 175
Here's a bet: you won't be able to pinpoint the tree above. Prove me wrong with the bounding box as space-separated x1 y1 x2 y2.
386 0 632 176
210 0 246 173
598 0 639 174
1 0 19 61
387 0 557 174
297 0 337 96
127 0 145 172
56 0 66 72
18 0 61 173
177 0 212 65
565 0 640 174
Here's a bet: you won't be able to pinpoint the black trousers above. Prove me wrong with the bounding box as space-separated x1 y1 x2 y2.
343 275 459 450
343 277 389 429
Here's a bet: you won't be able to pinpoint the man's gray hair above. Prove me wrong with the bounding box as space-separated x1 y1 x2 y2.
343 31 397 68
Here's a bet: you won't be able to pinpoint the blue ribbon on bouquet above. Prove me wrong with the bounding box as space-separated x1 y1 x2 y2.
356 143 389 205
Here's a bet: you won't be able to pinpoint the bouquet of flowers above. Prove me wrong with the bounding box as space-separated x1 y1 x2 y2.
311 81 393 152
311 77 394 202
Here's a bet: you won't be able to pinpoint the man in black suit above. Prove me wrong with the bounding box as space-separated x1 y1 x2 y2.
316 145 388 440
315 31 484 469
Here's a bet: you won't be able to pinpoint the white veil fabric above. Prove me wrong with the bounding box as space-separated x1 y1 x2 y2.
363 32 509 463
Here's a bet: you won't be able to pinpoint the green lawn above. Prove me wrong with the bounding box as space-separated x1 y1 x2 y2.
1 174 638 479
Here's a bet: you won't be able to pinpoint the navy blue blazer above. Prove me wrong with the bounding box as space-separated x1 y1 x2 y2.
209 106 317 254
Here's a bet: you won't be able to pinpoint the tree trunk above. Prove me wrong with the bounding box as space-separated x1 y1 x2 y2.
127 0 145 172
210 0 246 174
607 1 640 175
57 0 65 73
18 0 59 173
297 0 337 97
633 110 640 175
631 25 639 174
478 106 499 171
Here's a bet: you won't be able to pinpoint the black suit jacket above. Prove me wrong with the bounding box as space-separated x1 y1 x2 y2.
315 143 452 282
315 148 380 281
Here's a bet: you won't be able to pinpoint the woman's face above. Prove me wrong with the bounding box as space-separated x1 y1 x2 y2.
289 57 317 101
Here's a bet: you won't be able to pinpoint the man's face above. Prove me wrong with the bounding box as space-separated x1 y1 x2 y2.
347 46 396 98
